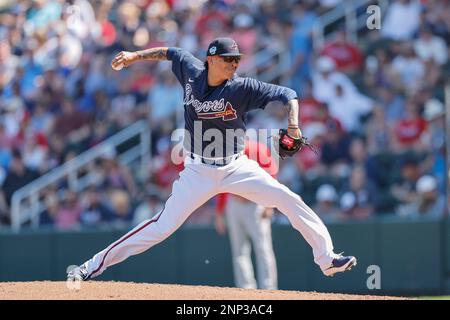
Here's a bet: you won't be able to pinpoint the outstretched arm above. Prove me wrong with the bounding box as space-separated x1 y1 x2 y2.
285 99 302 138
111 47 169 69
135 47 169 61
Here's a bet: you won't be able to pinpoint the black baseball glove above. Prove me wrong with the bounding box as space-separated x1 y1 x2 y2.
277 128 318 159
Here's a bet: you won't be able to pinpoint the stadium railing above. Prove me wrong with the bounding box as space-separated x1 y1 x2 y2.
10 120 151 231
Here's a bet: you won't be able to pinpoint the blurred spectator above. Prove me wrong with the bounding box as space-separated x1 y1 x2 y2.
277 157 302 196
0 40 20 92
421 98 446 192
413 26 448 65
150 146 184 197
109 189 133 227
348 137 378 187
381 0 421 41
320 27 363 74
364 48 397 93
100 156 137 197
297 81 322 126
55 189 81 229
339 166 375 220
230 12 257 70
110 80 137 127
397 175 446 219
327 83 373 133
22 132 48 172
287 4 315 95
1 83 28 141
27 103 55 136
0 124 12 169
195 1 230 49
312 56 359 105
0 150 39 213
393 100 427 152
79 186 115 227
39 192 59 227
320 120 352 178
147 71 182 125
52 100 91 144
132 186 164 226
422 98 445 151
392 156 422 213
421 1 450 44
295 122 326 174
365 105 394 155
375 87 405 125
313 184 340 223
391 43 425 94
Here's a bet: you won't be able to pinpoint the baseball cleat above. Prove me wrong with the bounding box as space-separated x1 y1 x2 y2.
67 265 89 281
323 254 357 277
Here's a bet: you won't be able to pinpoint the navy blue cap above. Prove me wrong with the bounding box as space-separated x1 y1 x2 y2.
206 37 243 57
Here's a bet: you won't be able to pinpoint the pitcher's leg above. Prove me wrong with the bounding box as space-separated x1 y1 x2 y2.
81 165 216 279
245 204 278 290
222 158 336 271
226 199 257 289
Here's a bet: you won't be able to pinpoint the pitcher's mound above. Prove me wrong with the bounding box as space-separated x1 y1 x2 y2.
0 281 409 300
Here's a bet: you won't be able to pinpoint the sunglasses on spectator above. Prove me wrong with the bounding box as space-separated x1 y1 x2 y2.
222 56 241 64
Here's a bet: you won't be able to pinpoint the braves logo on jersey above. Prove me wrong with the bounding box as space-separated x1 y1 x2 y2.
184 84 237 121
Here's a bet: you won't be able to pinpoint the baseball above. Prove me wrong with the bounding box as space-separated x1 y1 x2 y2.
111 62 124 71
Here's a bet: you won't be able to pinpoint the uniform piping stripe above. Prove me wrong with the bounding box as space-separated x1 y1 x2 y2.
90 194 171 278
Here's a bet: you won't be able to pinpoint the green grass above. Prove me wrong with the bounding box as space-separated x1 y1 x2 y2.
418 296 450 300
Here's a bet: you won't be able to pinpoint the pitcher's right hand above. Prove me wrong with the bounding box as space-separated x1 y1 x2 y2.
111 51 139 69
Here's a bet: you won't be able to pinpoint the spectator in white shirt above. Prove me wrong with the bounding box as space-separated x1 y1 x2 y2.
311 56 357 105
381 0 421 41
413 27 448 65
391 43 425 94
327 84 373 133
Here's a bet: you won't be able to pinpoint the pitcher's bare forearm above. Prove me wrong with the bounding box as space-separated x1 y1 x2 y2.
284 99 301 138
135 47 169 61
285 99 299 127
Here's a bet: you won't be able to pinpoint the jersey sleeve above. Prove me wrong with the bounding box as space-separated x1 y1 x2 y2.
167 48 200 85
243 78 298 111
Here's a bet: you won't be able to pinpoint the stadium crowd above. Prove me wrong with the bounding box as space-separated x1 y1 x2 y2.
0 0 448 229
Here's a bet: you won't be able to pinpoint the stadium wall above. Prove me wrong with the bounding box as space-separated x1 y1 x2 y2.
0 218 448 296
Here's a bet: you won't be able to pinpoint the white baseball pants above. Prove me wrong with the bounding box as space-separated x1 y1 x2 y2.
81 155 336 279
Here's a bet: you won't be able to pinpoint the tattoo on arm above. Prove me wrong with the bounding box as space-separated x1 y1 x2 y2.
285 99 299 127
135 47 168 61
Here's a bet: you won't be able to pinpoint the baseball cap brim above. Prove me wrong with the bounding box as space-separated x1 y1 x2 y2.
219 53 244 56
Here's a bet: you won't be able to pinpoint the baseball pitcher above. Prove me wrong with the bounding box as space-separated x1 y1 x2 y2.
67 37 356 282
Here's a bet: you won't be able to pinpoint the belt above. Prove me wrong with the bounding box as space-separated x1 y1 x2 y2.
188 152 243 166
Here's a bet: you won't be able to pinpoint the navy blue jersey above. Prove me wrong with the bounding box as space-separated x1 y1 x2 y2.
167 48 298 157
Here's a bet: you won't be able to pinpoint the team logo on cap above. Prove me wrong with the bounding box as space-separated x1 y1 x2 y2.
209 46 217 55
230 41 238 51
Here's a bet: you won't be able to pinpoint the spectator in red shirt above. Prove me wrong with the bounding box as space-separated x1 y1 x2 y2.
298 82 322 126
393 100 428 152
321 28 364 74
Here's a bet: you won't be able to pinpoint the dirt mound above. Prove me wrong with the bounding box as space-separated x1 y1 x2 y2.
0 282 409 300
